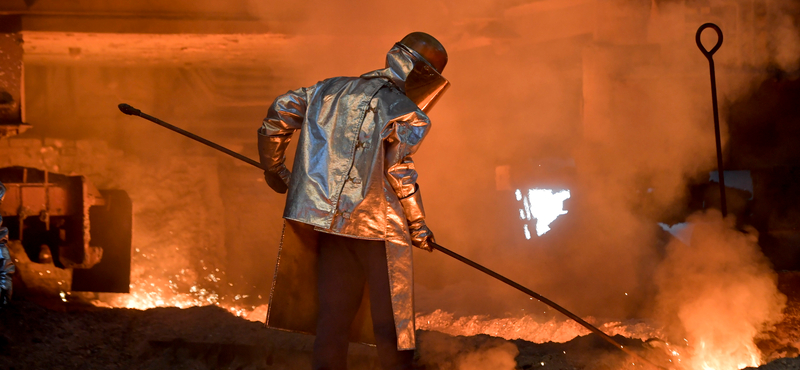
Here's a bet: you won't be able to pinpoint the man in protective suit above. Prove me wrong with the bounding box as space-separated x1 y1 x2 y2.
258 32 449 370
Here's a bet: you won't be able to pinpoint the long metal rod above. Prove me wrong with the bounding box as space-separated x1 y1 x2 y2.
117 102 665 369
431 242 665 370
696 23 727 217
118 103 266 171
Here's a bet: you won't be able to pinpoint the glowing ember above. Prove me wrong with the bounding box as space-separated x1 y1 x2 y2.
693 339 760 370
515 188 571 237
90 283 269 323
675 317 764 370
88 262 269 322
416 309 660 344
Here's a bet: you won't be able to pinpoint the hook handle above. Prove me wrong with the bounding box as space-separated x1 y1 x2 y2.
696 23 723 58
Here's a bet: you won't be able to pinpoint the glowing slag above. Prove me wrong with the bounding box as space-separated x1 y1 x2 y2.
515 188 571 238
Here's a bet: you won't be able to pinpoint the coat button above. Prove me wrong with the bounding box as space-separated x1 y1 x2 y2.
356 141 370 150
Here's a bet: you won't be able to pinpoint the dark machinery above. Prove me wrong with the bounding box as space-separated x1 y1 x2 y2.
0 166 131 296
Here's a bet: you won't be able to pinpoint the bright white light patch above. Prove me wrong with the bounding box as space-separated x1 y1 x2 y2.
516 188 571 237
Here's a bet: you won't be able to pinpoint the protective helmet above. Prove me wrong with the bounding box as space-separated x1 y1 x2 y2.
392 32 450 113
399 32 448 73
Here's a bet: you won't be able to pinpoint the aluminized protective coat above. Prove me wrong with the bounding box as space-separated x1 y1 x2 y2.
259 44 436 350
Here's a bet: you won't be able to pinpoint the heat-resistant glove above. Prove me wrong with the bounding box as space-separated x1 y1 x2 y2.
263 167 291 194
258 132 292 194
408 219 435 252
400 185 435 252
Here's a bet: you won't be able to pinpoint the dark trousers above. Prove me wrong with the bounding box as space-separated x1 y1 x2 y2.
313 233 414 370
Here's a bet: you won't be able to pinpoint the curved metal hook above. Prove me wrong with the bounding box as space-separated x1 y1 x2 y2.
696 23 723 59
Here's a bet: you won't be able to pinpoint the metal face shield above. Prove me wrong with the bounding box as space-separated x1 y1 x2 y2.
395 43 450 113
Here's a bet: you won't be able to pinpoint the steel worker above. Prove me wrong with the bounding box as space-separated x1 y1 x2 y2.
258 32 449 370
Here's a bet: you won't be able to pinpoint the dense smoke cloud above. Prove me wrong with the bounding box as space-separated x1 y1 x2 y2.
653 210 786 368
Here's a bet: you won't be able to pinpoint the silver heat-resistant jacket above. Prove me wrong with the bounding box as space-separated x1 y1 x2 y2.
260 44 432 350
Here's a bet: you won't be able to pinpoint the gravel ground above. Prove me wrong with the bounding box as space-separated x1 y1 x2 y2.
1 273 800 370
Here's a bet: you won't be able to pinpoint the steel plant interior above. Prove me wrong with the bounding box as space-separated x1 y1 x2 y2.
2 0 800 369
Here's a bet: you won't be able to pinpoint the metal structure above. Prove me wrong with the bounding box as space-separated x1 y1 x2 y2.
0 166 131 294
0 20 31 138
696 23 727 217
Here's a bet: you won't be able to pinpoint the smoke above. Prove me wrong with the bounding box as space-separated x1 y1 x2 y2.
357 0 800 321
14 0 800 350
454 343 518 370
653 210 786 368
230 0 800 330
416 331 519 370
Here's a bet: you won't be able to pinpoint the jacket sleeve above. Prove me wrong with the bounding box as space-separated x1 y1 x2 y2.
258 86 310 185
384 111 432 223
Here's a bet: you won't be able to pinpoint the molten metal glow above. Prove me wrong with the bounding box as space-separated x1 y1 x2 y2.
91 282 269 323
416 309 660 344
89 263 269 323
416 310 767 370
92 269 765 370
88 216 767 370
515 188 570 237
690 337 761 370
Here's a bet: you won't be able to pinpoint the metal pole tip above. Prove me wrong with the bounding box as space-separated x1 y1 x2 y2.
118 103 141 116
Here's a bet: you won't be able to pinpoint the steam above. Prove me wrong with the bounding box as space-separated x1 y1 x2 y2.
15 1 800 362
654 210 786 369
416 331 519 370
455 343 518 370
386 0 800 321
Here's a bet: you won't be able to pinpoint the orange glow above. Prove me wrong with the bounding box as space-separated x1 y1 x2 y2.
652 212 785 370
89 267 269 323
693 339 760 370
88 267 772 370
8 2 795 370
416 306 770 370
416 309 660 344
91 284 269 323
